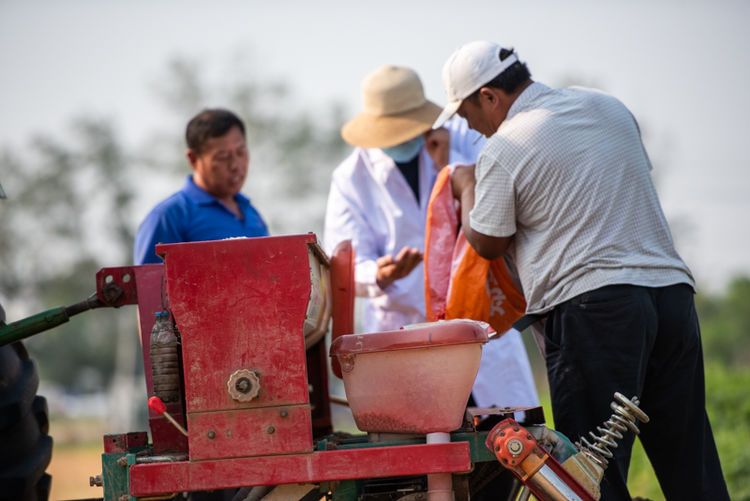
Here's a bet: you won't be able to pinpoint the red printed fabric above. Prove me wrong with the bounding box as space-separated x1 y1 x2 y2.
424 165 526 334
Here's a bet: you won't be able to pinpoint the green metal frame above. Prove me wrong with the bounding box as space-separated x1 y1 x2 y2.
101 448 146 501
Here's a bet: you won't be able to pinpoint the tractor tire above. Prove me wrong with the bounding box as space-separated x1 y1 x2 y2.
0 341 53 501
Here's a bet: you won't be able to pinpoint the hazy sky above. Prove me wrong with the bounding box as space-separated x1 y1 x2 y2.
1 0 748 291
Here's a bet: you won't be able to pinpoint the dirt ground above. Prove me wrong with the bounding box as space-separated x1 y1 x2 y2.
48 442 103 500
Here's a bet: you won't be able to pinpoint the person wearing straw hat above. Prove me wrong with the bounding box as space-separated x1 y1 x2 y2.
324 64 485 334
434 40 728 500
323 65 539 424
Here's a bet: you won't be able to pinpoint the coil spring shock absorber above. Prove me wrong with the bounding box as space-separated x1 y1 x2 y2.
486 393 651 500
577 392 650 469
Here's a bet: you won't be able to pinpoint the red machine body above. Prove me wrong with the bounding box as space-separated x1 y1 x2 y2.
94 234 474 497
159 235 317 461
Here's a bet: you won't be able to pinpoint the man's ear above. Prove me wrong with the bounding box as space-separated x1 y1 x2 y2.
186 149 198 170
478 87 496 105
480 88 507 112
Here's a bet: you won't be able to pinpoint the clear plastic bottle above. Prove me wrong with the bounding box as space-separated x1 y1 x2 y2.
150 311 180 403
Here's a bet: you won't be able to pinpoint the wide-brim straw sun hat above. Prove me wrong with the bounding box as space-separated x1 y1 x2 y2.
341 65 442 149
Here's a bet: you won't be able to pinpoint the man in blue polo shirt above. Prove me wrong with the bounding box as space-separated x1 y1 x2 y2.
134 108 269 264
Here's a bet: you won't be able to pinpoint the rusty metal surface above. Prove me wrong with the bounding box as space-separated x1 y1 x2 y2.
129 442 472 496
103 432 148 453
187 405 313 460
158 235 315 415
95 266 143 307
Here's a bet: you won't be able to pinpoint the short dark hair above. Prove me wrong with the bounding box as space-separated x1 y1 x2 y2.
468 48 531 103
185 108 246 154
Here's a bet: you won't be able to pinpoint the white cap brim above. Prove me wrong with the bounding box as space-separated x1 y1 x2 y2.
432 99 461 129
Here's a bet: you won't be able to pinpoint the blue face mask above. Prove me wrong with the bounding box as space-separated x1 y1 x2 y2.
382 136 425 163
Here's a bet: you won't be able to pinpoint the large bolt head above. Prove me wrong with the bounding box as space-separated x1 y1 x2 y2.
507 438 524 456
227 369 261 402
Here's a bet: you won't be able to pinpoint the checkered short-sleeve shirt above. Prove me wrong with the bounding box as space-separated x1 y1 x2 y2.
471 82 693 314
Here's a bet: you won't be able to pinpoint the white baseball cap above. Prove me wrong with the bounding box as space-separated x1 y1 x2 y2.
433 41 518 129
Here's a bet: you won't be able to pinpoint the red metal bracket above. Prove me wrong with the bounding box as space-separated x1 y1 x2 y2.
129 442 471 496
103 432 149 454
330 240 355 379
96 266 143 307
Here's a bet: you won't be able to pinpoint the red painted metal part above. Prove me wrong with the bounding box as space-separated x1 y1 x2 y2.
187 405 313 460
487 419 595 501
103 432 148 454
95 266 140 307
96 264 188 453
330 240 355 379
156 235 321 460
129 442 471 496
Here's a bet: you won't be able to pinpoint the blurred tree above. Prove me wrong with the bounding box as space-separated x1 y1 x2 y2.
0 118 144 432
0 55 348 404
144 56 348 234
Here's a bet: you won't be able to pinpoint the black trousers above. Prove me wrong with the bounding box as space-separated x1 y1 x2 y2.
544 284 729 500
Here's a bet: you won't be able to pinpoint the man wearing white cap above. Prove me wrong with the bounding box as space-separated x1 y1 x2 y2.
435 41 728 500
323 65 539 423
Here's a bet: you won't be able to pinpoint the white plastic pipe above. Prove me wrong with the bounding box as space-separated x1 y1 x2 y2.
426 432 454 501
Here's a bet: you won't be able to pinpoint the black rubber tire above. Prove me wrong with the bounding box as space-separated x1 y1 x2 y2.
0 341 53 501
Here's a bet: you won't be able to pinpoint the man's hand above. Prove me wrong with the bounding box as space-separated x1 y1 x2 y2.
424 128 450 170
376 246 423 290
451 164 475 199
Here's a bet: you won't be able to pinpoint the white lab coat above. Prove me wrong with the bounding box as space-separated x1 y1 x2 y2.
324 118 539 408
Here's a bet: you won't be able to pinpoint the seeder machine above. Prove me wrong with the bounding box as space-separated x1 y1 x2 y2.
0 234 648 500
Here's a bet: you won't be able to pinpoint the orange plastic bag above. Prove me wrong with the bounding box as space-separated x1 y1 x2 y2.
424 165 526 334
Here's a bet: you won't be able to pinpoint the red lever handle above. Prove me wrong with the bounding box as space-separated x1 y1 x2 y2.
148 396 167 415
148 396 188 437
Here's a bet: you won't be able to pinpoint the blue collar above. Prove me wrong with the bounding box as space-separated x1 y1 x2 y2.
181 176 250 207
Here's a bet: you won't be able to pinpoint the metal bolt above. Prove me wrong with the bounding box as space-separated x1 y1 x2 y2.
116 457 128 467
119 495 129 501
235 377 251 394
89 475 103 487
266 425 275 434
227 369 260 402
207 430 216 439
507 438 524 456
280 410 288 418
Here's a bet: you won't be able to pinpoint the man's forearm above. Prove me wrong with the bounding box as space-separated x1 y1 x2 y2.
459 182 481 248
